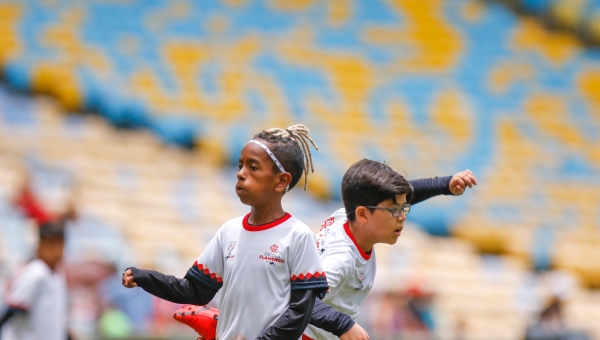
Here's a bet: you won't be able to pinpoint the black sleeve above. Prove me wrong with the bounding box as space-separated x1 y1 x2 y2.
409 176 453 205
257 288 317 340
0 306 24 329
129 267 218 305
309 297 355 337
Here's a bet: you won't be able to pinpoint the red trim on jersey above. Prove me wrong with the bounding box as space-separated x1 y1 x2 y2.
302 334 315 340
193 262 223 283
291 271 327 281
344 222 372 260
243 212 292 231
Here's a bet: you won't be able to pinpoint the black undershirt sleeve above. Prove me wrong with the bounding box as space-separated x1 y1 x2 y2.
0 306 25 329
309 297 355 336
129 267 218 305
257 288 317 340
409 176 453 205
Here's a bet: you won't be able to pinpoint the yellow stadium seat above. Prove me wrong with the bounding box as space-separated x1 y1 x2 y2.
550 0 587 31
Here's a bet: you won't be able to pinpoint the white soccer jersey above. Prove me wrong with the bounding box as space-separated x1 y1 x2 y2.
305 208 376 340
1 259 68 340
189 213 328 340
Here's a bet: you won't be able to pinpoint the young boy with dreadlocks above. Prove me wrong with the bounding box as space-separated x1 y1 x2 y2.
177 159 477 340
122 124 330 340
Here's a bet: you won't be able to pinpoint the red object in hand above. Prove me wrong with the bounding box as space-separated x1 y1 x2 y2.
173 305 219 340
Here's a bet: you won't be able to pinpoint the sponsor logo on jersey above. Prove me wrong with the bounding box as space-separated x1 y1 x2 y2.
260 245 284 264
354 272 366 291
259 254 285 264
226 241 236 261
319 217 335 231
317 217 335 253
317 239 326 255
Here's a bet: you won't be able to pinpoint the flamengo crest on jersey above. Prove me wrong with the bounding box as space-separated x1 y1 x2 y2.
259 244 285 265
305 208 377 340
187 213 328 340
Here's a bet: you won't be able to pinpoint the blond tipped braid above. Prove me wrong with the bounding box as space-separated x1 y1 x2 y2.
264 124 319 190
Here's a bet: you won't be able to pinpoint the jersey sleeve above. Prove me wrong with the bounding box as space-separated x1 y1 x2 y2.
289 231 329 293
5 264 45 311
185 228 225 291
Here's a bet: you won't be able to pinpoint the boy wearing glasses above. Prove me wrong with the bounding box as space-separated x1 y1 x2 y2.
303 159 476 340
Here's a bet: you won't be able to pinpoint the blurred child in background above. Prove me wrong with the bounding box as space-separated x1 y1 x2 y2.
0 221 71 340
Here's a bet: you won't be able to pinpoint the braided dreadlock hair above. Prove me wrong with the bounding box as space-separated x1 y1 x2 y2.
252 124 318 191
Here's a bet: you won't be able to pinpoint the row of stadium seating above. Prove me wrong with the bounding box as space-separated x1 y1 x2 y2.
506 0 600 44
1 85 599 339
0 0 599 281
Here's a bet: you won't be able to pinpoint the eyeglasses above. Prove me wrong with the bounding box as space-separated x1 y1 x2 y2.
365 204 411 218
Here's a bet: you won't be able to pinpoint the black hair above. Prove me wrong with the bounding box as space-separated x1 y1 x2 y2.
39 221 66 241
252 124 318 192
341 159 412 222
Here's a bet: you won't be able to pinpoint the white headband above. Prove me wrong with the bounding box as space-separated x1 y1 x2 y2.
246 140 286 173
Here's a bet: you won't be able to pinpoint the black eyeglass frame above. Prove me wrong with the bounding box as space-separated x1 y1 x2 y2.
364 204 411 218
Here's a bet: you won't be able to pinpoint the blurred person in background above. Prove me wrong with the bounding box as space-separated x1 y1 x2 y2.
525 296 590 340
9 169 137 338
403 286 436 339
0 221 72 340
370 287 437 340
370 292 404 339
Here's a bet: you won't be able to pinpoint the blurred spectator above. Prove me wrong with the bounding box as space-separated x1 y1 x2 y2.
0 221 71 340
525 296 590 340
405 286 436 335
7 170 143 338
98 273 155 334
97 302 134 339
371 291 404 337
371 287 437 340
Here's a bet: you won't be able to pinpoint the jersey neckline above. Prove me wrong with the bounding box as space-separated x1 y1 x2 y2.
243 212 292 231
344 222 372 260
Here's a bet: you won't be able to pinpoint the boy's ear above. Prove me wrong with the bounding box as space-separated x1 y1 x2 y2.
355 206 370 224
275 172 293 193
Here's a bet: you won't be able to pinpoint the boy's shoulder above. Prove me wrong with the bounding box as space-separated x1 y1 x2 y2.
220 215 245 228
286 215 313 233
317 208 362 256
320 208 348 229
12 259 51 283
317 208 348 239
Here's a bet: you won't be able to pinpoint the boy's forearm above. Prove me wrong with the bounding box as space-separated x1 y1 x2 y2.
129 267 217 305
409 176 452 205
309 298 355 336
257 288 316 340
